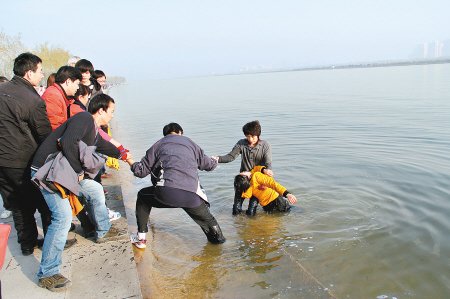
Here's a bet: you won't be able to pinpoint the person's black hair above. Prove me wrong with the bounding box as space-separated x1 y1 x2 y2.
0 76 8 83
88 93 115 114
74 84 91 99
74 59 94 74
163 123 183 136
13 52 42 76
55 66 82 84
242 120 261 137
93 70 106 79
234 174 251 195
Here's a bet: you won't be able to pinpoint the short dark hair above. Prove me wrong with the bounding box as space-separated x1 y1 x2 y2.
163 123 183 136
242 120 261 137
234 175 251 195
13 52 42 76
75 59 94 74
55 66 82 84
93 70 106 79
74 84 91 99
88 94 115 114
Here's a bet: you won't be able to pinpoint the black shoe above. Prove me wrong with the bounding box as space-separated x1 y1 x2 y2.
202 224 226 244
64 238 77 249
22 248 34 256
38 273 71 292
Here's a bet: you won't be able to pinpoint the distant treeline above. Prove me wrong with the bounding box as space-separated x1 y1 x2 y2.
0 31 126 85
221 57 450 77
290 57 450 72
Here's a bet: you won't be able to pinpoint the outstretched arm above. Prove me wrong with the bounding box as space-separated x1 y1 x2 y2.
128 146 156 178
214 143 242 163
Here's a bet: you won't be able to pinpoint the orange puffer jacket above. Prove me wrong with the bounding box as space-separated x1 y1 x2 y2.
41 83 72 130
241 166 287 207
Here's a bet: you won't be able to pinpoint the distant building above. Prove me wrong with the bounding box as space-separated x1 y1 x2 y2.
434 40 443 57
423 42 428 58
417 40 449 59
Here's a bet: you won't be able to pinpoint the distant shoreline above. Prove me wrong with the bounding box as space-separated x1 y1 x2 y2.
220 58 450 76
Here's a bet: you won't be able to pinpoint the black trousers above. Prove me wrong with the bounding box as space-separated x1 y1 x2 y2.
135 186 224 243
0 167 51 251
262 196 291 213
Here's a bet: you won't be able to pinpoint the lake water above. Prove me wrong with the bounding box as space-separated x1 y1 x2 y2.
109 64 450 299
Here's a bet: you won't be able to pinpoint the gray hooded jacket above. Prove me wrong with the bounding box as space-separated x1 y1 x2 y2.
32 141 105 195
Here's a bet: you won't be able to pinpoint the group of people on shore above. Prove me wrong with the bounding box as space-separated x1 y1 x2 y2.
0 52 297 293
0 52 128 292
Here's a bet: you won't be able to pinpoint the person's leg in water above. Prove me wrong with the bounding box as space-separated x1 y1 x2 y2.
184 202 226 244
232 190 244 215
262 196 291 213
132 186 155 248
155 186 225 244
246 197 259 216
131 186 175 248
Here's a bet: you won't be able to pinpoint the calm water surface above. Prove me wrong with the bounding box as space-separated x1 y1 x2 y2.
110 64 450 299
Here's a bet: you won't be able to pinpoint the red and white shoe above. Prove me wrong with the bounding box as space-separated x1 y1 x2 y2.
130 233 147 249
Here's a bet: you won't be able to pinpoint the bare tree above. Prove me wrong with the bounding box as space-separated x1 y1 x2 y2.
0 31 26 78
34 42 71 80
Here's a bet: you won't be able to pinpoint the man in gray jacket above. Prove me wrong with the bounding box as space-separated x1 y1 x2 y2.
126 123 225 249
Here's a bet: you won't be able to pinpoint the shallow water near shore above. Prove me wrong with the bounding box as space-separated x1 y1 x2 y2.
110 64 450 298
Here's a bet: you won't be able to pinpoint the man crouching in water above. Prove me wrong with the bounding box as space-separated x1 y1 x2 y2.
126 123 225 249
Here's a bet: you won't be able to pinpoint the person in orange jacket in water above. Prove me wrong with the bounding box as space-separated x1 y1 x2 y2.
234 166 297 216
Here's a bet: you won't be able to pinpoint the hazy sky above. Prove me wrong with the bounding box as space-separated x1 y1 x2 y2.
2 0 449 80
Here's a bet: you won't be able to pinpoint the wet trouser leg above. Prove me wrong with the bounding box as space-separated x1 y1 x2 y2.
246 196 259 216
135 186 226 243
232 192 244 215
262 196 291 213
184 202 226 244
135 186 161 233
135 186 178 233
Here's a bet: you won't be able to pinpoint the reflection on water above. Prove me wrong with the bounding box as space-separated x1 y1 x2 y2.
112 64 450 298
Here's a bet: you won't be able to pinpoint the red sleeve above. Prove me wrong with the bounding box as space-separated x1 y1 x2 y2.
42 89 67 131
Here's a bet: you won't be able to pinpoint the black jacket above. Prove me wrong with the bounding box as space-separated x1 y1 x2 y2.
0 76 52 168
32 112 120 174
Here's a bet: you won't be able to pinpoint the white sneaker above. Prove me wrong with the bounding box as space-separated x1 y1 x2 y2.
0 210 11 219
130 233 147 249
108 208 121 221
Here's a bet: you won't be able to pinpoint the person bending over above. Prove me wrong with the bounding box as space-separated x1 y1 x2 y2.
212 120 273 215
126 123 226 249
31 94 128 292
234 166 297 216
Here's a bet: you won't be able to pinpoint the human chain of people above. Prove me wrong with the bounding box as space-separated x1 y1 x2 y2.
0 53 297 294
